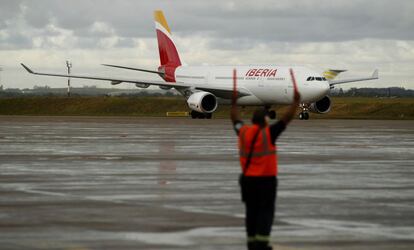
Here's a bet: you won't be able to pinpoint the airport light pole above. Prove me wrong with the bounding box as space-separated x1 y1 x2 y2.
66 60 72 97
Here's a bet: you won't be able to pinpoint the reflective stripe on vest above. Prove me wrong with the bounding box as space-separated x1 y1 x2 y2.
239 128 277 157
238 125 278 176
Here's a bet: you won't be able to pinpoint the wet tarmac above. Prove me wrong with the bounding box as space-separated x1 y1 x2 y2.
0 116 413 250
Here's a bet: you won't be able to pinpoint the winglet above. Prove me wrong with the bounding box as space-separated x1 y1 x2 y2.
372 69 379 79
21 63 34 74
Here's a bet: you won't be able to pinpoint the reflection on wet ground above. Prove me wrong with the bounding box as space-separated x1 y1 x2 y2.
0 116 413 249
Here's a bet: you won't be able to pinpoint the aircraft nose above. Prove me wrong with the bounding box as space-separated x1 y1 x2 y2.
312 81 330 100
321 81 330 95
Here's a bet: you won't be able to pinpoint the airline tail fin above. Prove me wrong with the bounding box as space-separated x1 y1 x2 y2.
323 69 347 80
154 10 181 81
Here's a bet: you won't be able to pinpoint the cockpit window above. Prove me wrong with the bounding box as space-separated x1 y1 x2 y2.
308 76 327 81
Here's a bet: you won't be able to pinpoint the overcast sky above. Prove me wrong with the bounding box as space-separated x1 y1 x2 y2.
0 0 413 89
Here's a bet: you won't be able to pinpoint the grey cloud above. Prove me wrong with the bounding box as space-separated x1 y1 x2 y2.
0 0 413 51
207 38 259 51
21 0 158 37
116 38 136 48
174 0 414 43
76 37 102 49
0 0 21 29
0 32 32 50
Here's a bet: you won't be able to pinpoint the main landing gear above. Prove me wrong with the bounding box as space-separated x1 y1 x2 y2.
299 112 309 120
299 103 309 120
265 106 277 120
191 111 212 119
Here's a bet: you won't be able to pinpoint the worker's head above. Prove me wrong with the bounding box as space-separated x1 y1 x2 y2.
251 108 269 127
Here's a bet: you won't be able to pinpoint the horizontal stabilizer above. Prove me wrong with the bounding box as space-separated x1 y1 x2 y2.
372 69 378 79
329 69 379 86
323 69 347 80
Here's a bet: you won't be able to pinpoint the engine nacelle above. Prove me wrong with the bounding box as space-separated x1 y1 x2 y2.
111 80 122 85
187 91 218 113
135 83 150 88
309 96 332 114
159 86 172 90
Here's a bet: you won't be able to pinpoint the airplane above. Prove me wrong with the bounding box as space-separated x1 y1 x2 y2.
21 10 378 120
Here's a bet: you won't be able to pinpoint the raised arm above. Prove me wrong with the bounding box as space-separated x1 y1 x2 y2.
231 69 241 123
281 69 301 125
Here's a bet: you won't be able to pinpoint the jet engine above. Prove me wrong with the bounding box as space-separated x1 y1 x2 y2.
135 83 150 88
309 96 332 114
111 80 122 85
159 86 172 90
187 91 218 113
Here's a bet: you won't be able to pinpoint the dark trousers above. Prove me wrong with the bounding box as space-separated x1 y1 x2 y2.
240 176 277 250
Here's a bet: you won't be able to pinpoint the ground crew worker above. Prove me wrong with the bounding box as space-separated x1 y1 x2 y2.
231 72 300 250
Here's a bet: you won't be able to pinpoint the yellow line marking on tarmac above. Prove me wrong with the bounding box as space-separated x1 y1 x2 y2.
166 111 189 117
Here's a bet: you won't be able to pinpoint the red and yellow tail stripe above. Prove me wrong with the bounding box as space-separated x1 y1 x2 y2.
154 10 181 82
154 10 172 35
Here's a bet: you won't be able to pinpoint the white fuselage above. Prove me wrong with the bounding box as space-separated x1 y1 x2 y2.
175 65 330 106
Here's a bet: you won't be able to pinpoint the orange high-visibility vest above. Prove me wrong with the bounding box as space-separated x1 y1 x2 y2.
238 125 278 176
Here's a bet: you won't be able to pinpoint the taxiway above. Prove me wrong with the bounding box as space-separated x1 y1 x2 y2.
0 116 413 249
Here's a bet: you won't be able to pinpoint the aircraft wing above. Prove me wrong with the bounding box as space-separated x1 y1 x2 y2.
101 64 164 77
195 86 250 98
21 63 250 98
329 69 378 87
21 63 187 88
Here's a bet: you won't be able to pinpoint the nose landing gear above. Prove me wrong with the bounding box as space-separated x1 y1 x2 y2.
299 112 309 120
299 103 310 120
265 106 277 120
268 110 277 120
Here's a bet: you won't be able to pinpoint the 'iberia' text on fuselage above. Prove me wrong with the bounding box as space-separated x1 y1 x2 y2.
245 69 277 77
